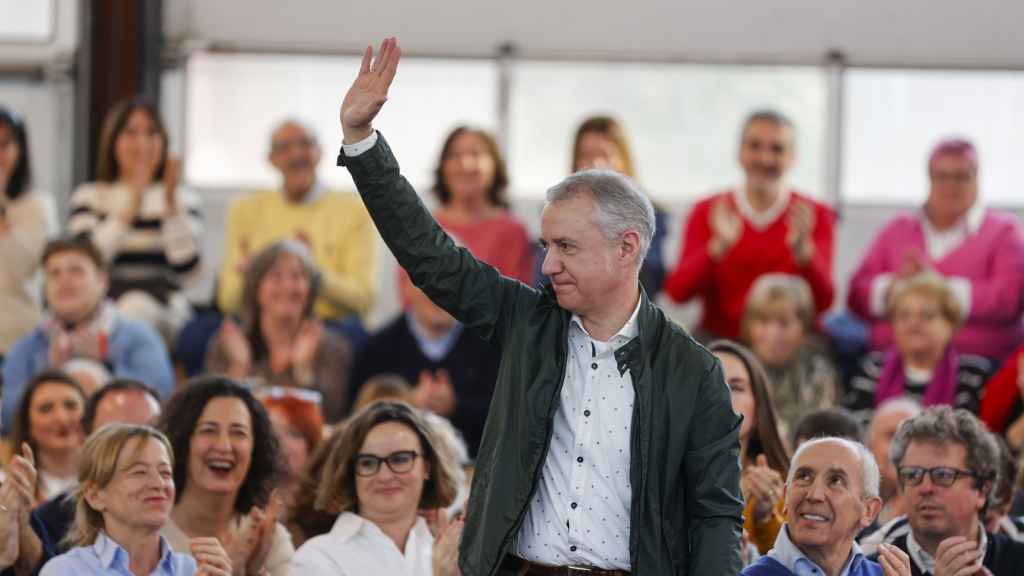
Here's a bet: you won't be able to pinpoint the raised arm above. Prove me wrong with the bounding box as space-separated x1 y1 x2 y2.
338 38 539 344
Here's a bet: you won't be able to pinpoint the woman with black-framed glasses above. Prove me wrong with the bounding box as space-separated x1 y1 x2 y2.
288 401 464 575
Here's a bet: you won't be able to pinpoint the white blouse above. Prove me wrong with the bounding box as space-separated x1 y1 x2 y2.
288 512 434 576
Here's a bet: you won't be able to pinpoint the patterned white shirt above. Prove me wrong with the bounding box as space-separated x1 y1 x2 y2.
512 297 641 570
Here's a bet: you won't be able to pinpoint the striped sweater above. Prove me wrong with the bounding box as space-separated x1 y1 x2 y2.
68 182 202 304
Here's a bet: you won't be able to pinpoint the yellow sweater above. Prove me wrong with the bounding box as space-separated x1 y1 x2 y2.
217 189 377 320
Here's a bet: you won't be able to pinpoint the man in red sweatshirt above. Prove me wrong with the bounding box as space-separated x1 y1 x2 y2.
664 110 835 340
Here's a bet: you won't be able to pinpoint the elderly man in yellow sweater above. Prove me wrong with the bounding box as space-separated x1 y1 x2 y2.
217 119 377 325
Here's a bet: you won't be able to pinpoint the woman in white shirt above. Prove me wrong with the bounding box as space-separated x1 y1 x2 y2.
0 106 53 357
39 423 231 576
289 401 463 576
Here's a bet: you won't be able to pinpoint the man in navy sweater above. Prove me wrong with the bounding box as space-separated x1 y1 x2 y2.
744 437 911 576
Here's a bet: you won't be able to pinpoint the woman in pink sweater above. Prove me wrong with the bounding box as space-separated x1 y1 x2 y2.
848 138 1024 360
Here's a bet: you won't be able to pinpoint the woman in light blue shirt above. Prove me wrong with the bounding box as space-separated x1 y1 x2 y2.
39 424 231 576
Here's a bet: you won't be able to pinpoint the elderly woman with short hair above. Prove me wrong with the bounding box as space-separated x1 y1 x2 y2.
741 273 839 430
844 272 991 423
38 423 231 575
288 401 463 576
205 240 353 422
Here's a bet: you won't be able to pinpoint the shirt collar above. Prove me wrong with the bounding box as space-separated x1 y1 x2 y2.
907 526 987 574
768 525 867 576
330 511 433 545
282 179 324 205
570 291 642 345
405 313 463 362
94 531 176 572
920 201 986 237
731 185 792 230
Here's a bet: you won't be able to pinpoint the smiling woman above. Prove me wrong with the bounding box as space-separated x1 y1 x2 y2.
157 376 294 576
39 424 232 576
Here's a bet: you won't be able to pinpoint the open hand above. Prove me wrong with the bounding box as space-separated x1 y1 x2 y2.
786 200 816 265
933 536 985 576
427 509 464 576
414 369 456 417
340 37 402 144
742 454 784 523
708 199 742 260
877 543 911 576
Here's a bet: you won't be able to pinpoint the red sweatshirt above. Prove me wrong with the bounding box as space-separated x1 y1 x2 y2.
663 189 835 339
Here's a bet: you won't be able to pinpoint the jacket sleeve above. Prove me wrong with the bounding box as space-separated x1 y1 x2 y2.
342 134 538 346
1 335 41 435
685 359 744 575
848 223 896 320
663 201 713 303
963 220 1024 323
798 203 835 313
979 347 1024 433
112 323 175 398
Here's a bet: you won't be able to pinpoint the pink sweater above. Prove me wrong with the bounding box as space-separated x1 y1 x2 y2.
848 209 1024 359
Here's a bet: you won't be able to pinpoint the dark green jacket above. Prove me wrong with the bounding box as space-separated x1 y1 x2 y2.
342 135 744 575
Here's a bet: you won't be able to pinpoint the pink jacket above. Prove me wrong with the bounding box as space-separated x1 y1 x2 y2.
848 209 1024 360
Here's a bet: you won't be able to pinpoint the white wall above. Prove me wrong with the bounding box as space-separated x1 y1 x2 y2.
166 0 1024 67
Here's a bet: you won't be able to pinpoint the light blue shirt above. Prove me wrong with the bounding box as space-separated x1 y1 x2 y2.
39 531 197 576
406 313 463 362
768 525 870 576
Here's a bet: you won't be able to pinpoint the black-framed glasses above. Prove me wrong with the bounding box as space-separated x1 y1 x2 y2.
354 450 419 477
897 466 979 487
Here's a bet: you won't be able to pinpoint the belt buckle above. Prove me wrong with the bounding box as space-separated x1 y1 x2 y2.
566 566 594 575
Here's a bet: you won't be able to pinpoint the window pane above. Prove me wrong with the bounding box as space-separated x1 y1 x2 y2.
0 0 53 42
185 53 497 190
508 61 828 201
843 68 1024 205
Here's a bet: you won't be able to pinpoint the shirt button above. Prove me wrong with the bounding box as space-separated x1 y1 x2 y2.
577 456 584 463
591 362 598 370
584 410 591 417
570 545 577 552
571 502 578 509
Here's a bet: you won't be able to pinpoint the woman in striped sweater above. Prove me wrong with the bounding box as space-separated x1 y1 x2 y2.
68 97 201 343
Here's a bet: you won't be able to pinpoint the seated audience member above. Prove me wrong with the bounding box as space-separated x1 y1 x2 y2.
569 116 668 295
1 236 174 432
0 107 54 359
5 371 85 505
39 424 231 576
985 438 1024 542
664 110 835 341
352 374 415 412
157 376 293 576
791 407 863 449
979 346 1024 446
259 388 323 505
431 126 533 283
206 240 353 422
866 406 1024 575
217 119 376 329
743 273 840 430
710 340 791 555
7 379 166 575
867 399 923 531
68 97 202 343
741 437 909 576
284 425 346 548
288 401 463 576
848 138 1024 361
843 273 990 423
350 270 500 456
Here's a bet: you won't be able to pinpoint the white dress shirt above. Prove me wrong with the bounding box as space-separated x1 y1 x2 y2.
289 512 434 576
512 297 642 570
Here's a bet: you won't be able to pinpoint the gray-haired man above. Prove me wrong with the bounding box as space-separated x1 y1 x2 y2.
336 38 744 575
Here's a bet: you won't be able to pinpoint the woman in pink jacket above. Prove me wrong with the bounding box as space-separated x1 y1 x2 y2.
848 138 1024 360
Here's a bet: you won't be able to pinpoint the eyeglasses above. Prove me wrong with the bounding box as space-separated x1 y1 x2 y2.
897 466 979 487
354 450 419 477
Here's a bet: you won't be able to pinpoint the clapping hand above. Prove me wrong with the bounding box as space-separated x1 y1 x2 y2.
741 454 784 523
424 509 463 576
0 444 36 568
414 369 456 417
786 200 816 265
933 536 987 576
225 497 279 576
190 537 232 576
163 156 182 213
877 543 911 576
708 199 742 260
340 37 401 144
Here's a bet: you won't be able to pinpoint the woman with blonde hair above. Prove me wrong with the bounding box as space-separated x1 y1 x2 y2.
40 423 231 575
288 401 463 575
843 271 991 422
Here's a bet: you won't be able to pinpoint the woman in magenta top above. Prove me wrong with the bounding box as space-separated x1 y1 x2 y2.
847 138 1024 360
431 126 534 283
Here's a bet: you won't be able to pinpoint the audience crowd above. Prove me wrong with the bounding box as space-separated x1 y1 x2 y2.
2 90 1024 576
